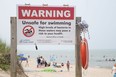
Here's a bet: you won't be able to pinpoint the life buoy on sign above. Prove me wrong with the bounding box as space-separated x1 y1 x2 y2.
80 38 89 70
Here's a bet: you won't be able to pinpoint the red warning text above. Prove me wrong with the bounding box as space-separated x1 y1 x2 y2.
18 6 74 20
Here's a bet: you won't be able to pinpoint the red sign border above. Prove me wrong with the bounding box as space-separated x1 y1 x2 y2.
22 25 35 37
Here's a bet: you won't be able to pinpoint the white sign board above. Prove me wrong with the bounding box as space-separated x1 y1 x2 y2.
17 5 75 45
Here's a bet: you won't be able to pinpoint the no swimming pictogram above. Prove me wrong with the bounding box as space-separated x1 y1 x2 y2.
23 25 35 37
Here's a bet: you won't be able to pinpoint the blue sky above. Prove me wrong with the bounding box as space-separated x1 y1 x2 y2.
0 0 116 50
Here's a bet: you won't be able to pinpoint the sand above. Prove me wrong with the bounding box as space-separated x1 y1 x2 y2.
82 67 112 77
0 69 10 77
21 58 113 77
0 67 112 77
0 58 113 77
23 67 112 77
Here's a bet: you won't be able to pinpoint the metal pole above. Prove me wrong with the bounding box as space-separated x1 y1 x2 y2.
10 17 17 77
75 17 82 77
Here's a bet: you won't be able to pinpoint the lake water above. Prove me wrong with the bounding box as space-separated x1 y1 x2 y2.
17 47 116 69
89 49 116 68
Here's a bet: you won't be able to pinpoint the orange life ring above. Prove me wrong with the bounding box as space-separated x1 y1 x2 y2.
80 38 89 70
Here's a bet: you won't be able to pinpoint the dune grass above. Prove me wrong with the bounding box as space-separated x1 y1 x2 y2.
0 39 10 71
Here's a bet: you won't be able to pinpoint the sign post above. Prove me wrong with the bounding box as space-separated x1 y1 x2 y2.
75 17 82 77
10 17 17 77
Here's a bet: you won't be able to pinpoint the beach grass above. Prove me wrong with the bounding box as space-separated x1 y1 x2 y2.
0 39 10 71
0 64 9 71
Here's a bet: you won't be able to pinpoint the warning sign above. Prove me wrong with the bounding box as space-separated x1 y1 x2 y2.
23 25 35 37
17 5 75 45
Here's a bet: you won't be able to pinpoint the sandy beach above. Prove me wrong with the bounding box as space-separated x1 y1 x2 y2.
83 67 112 77
0 69 10 77
20 58 112 77
23 67 112 77
0 58 113 77
0 67 112 77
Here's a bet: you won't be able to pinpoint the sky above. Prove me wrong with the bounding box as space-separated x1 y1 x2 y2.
0 0 116 50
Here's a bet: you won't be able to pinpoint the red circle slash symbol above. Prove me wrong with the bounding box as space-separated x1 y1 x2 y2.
23 25 35 37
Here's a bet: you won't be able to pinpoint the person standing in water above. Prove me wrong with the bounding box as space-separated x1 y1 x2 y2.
66 61 70 72
112 63 116 77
